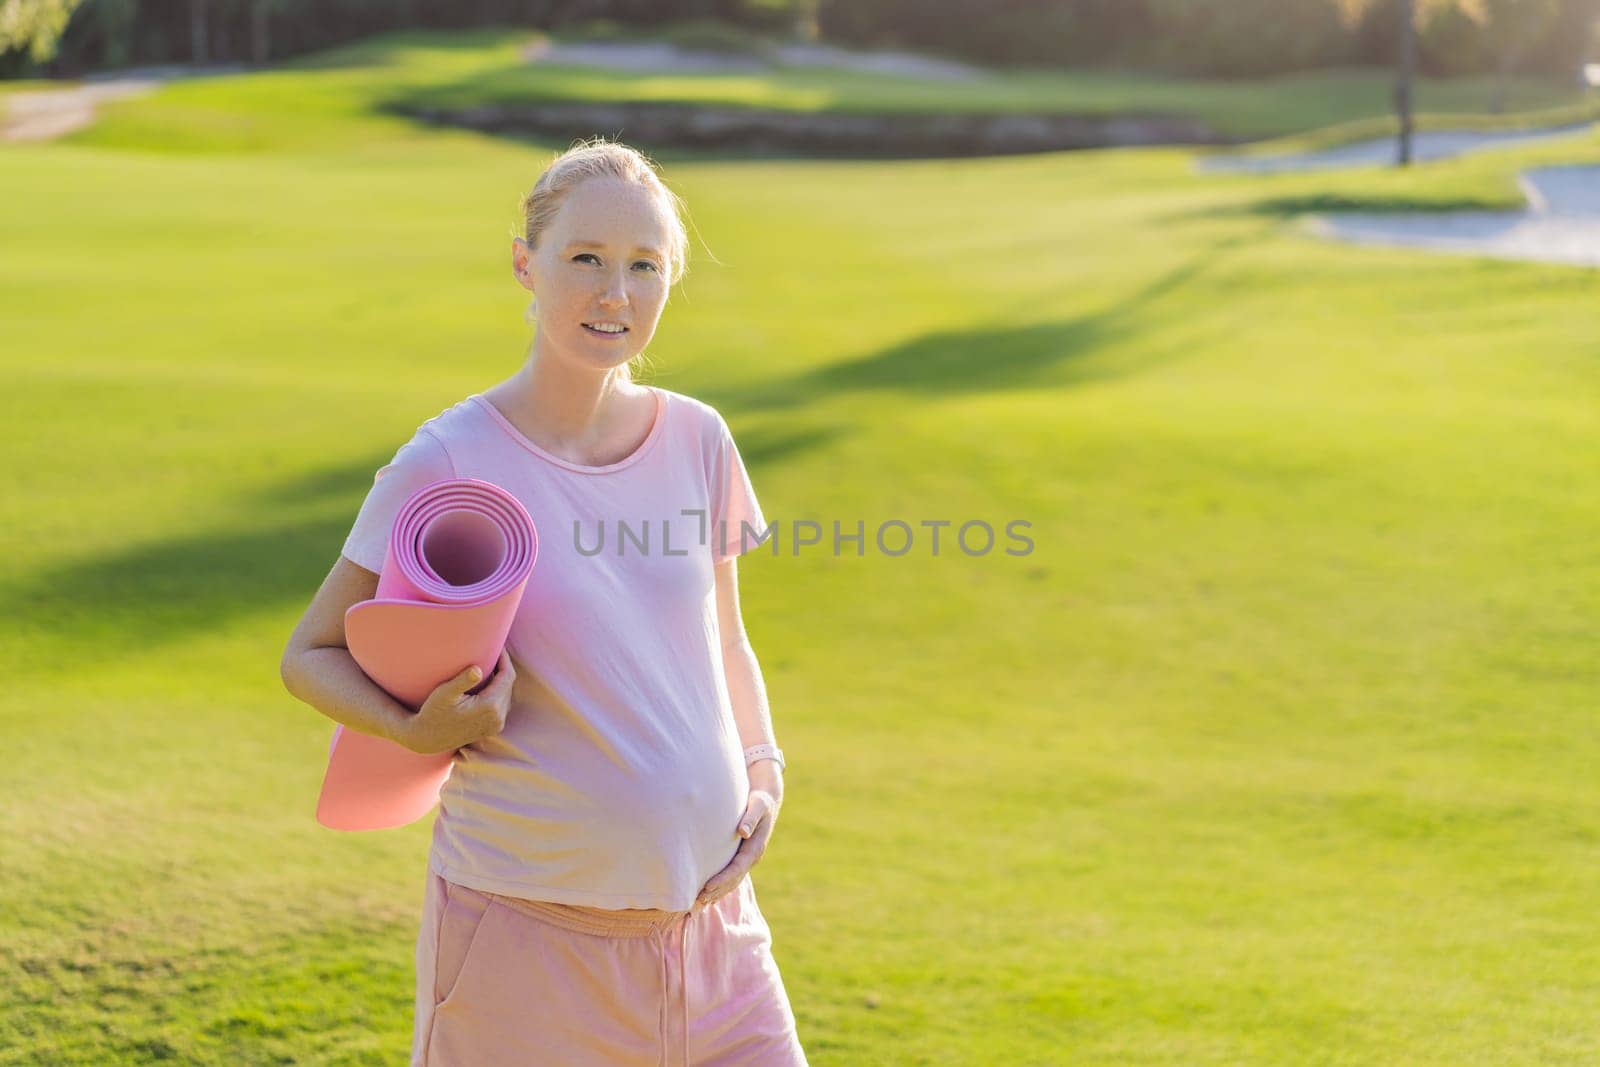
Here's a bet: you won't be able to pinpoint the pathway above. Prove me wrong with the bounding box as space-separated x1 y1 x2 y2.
1 64 244 143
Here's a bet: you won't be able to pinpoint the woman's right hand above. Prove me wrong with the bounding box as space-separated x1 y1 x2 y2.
397 648 516 755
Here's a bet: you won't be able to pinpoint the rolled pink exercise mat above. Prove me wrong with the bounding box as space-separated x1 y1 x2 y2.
316 477 538 832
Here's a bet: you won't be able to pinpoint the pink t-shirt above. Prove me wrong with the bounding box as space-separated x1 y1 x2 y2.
340 386 768 911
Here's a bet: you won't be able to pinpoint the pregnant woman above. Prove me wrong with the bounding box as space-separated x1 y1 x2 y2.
279 137 805 1066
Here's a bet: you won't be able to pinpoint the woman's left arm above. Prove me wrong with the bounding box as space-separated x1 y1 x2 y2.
696 556 785 907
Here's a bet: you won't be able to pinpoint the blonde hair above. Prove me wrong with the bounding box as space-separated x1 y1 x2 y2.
514 137 693 386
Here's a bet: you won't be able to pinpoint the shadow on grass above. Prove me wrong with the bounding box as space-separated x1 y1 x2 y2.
3 231 1259 659
1 417 844 664
1208 192 1522 218
731 424 845 467
396 117 855 165
720 226 1267 417
0 457 389 664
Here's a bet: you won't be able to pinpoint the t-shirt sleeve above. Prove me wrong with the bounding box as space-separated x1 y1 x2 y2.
710 413 767 565
340 428 455 574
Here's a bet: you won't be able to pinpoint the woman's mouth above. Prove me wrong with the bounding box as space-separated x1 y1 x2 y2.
583 323 629 339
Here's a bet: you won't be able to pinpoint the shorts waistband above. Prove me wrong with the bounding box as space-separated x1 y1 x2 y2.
484 891 691 938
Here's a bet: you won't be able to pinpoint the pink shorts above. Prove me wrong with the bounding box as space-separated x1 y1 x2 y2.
412 866 808 1066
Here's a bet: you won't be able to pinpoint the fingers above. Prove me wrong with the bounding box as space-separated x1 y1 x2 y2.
738 814 755 838
698 863 752 906
699 845 745 898
483 648 516 697
699 818 776 905
738 794 775 839
458 649 514 700
698 867 741 905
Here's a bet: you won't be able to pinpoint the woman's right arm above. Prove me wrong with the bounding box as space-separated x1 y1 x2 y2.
279 555 419 748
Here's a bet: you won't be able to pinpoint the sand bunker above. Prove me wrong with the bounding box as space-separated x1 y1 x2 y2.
1309 164 1600 268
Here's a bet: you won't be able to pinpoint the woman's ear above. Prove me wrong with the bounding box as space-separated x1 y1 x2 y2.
511 239 534 290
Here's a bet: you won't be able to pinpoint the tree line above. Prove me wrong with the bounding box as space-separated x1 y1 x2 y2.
2 0 1596 82
827 0 1598 79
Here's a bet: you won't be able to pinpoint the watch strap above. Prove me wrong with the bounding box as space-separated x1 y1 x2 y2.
744 743 785 772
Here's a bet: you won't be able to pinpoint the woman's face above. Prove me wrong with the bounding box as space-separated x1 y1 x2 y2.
514 177 672 374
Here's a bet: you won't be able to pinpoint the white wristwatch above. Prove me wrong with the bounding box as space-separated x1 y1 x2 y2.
744 743 785 772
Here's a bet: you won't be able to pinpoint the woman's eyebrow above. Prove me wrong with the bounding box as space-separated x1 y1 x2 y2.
564 239 664 257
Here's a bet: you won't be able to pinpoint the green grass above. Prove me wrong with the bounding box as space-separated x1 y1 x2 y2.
3 27 1600 1066
0 77 78 96
1209 97 1600 159
27 26 1595 150
390 33 1592 141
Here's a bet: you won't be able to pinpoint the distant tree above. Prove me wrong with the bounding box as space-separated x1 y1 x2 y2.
70 0 138 68
0 0 86 63
1140 0 1354 75
1417 0 1490 77
1349 0 1403 63
792 0 817 41
1477 0 1598 109
250 0 287 64
819 0 1148 69
189 0 206 62
13 0 1588 81
1351 0 1600 81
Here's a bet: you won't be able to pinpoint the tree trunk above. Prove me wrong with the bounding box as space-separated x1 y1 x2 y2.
190 0 208 65
1394 0 1416 167
793 0 820 42
252 0 270 66
1490 32 1525 114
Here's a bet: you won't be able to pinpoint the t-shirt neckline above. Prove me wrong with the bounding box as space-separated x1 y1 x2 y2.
470 387 666 475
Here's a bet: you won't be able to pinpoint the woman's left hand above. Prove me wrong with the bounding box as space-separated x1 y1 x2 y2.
696 760 783 908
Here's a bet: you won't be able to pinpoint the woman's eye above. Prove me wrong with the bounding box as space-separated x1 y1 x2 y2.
572 253 658 272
